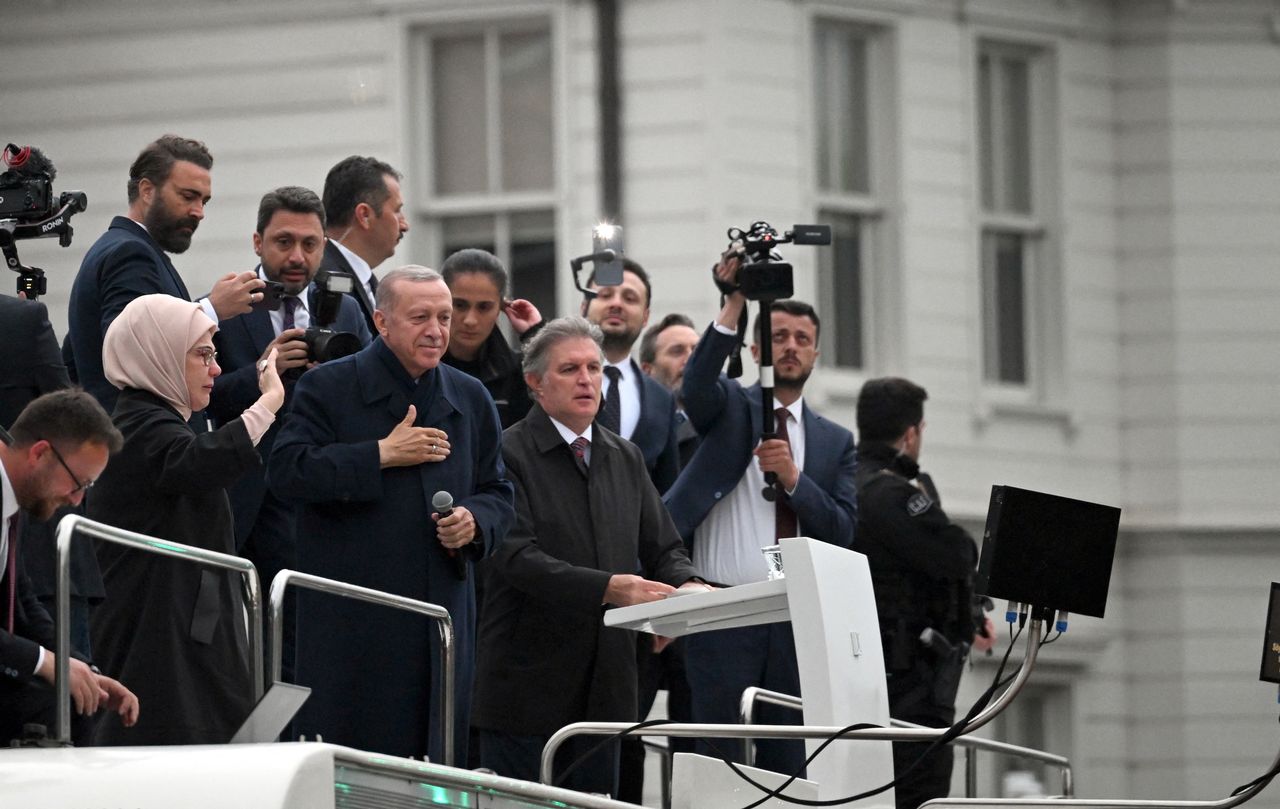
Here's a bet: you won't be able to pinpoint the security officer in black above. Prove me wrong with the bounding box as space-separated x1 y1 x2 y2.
854 377 991 809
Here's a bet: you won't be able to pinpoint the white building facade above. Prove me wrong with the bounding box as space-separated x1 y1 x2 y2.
3 0 1278 803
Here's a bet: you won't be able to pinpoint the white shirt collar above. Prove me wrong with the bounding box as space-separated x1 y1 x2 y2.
331 239 372 284
547 416 593 447
773 396 804 425
0 455 16 527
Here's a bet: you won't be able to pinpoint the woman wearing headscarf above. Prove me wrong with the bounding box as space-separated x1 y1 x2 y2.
87 294 284 745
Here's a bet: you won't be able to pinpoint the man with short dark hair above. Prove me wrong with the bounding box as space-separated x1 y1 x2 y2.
854 376 990 809
639 313 700 467
270 266 513 764
318 155 409 333
207 187 371 677
663 253 857 776
68 135 266 413
581 259 681 492
473 316 702 795
0 390 138 745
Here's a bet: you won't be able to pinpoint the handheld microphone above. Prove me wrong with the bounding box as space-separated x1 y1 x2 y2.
432 490 467 581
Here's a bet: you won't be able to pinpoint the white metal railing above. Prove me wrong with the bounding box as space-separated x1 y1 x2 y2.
55 514 264 744
267 569 455 766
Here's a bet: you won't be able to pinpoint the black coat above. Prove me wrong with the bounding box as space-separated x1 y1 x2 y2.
87 389 259 744
268 338 515 763
442 327 534 430
0 295 103 607
472 405 698 735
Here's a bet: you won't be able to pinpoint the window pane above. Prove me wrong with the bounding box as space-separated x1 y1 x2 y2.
1000 56 1032 213
815 23 870 194
500 32 554 192
510 210 557 318
983 231 1027 384
433 36 488 196
978 53 995 210
441 214 496 257
818 210 864 368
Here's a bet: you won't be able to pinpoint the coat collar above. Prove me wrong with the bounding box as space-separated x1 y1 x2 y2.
354 337 460 425
527 402 624 459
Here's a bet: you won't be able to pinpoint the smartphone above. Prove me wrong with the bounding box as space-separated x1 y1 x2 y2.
252 280 285 311
591 224 625 287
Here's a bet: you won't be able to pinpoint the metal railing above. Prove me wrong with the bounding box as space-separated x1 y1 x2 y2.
267 569 455 766
738 688 1075 797
55 514 264 744
541 620 1043 787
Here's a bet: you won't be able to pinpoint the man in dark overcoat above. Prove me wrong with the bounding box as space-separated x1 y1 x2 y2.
269 266 513 764
472 316 703 795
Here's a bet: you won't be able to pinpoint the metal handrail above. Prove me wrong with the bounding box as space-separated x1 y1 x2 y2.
920 745 1279 809
268 569 455 766
55 514 264 744
738 688 1075 796
541 621 1044 786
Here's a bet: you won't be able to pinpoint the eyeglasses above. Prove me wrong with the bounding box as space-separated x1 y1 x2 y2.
46 442 94 494
191 346 218 367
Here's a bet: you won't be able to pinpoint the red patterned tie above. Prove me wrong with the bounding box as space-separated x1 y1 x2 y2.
570 436 590 477
774 408 798 539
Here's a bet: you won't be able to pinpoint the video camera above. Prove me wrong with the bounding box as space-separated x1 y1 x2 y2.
0 144 88 298
717 221 832 301
305 271 362 362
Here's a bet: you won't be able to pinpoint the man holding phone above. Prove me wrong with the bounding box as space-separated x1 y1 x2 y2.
207 186 370 678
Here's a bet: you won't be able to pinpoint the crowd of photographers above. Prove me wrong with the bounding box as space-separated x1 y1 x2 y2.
0 134 991 808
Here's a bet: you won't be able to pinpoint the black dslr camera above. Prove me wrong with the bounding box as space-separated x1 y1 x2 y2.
717 221 831 301
305 271 362 362
0 144 88 298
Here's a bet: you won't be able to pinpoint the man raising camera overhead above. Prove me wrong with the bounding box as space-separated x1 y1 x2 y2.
662 245 858 777
206 186 370 679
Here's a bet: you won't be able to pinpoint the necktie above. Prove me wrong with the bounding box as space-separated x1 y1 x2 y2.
599 366 622 435
6 514 19 634
774 407 798 540
282 296 300 331
368 273 379 294
570 436 590 477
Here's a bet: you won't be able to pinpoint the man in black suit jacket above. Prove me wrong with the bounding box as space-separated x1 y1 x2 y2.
582 259 681 493
0 390 137 745
0 295 102 659
317 155 409 335
473 317 703 795
67 135 265 414
207 187 371 678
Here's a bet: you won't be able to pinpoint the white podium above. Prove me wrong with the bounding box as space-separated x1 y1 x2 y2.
605 537 894 808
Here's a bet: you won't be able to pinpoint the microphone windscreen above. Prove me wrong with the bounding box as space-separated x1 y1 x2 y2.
431 490 454 513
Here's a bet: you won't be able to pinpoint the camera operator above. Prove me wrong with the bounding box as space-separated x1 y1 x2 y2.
68 135 266 414
853 377 994 809
206 186 370 678
662 250 857 776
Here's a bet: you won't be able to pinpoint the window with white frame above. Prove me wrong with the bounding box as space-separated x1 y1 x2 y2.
976 40 1055 389
812 19 890 372
413 21 557 317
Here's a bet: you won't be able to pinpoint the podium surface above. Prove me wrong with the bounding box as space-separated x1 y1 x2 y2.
608 537 895 808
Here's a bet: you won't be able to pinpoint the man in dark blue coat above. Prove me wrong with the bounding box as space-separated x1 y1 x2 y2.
269 266 514 764
663 253 857 776
67 135 265 414
207 187 371 679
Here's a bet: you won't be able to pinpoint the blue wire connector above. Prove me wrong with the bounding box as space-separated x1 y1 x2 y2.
1005 601 1019 624
1055 610 1069 633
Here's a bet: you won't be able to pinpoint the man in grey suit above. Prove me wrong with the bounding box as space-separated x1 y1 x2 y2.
472 316 704 796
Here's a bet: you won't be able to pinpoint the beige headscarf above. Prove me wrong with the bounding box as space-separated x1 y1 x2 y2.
103 294 218 421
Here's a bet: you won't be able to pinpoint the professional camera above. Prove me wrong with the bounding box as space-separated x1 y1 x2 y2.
718 221 831 301
305 271 362 362
0 144 88 298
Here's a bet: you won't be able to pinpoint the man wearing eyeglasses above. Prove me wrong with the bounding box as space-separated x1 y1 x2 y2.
0 389 139 745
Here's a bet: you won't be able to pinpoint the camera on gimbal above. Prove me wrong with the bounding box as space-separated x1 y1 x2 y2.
0 144 88 298
304 271 362 363
716 221 832 301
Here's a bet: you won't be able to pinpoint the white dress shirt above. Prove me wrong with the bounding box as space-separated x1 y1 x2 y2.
331 239 376 305
548 417 595 467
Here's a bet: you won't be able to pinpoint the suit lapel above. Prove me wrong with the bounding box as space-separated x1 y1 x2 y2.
111 217 189 300
246 307 275 353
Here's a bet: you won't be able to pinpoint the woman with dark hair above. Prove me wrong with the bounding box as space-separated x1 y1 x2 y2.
88 293 284 745
440 248 542 429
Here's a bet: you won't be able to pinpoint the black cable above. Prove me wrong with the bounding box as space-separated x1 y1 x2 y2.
550 718 675 788
719 622 1032 808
